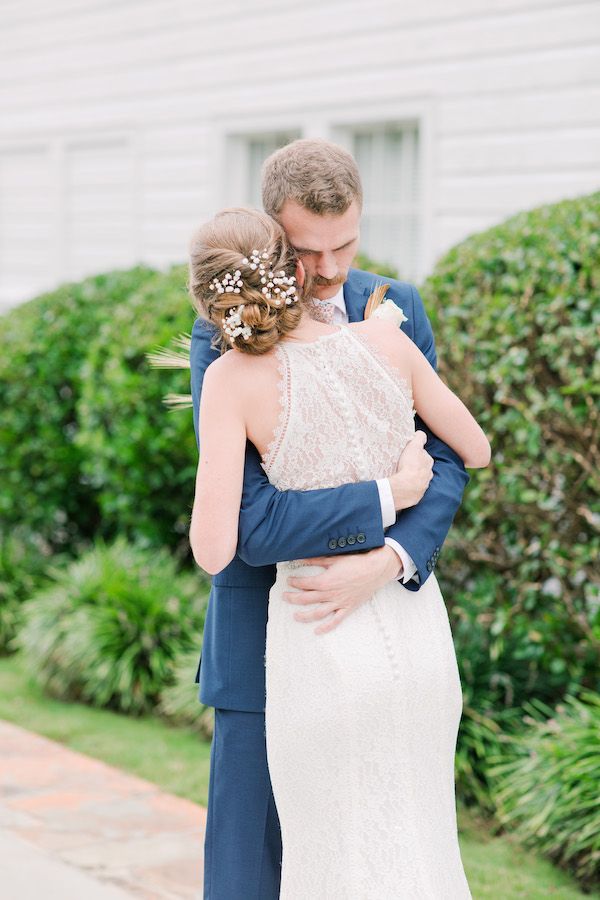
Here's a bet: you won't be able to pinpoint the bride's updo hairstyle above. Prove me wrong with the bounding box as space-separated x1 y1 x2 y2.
188 207 306 355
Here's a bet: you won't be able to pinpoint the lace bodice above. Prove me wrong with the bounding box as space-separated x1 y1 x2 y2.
260 325 416 491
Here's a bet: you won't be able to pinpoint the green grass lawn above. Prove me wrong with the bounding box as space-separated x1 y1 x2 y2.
0 652 596 899
457 806 598 898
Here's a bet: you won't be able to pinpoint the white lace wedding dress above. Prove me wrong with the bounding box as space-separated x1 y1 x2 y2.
261 324 472 899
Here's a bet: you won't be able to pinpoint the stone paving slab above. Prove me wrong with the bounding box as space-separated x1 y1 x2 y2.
0 830 136 900
0 719 206 899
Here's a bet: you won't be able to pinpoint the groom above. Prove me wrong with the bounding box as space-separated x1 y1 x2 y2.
190 138 469 899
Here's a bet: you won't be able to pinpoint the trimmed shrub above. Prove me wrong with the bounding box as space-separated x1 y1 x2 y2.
0 267 159 550
15 536 208 714
421 192 600 729
487 691 600 888
74 264 197 554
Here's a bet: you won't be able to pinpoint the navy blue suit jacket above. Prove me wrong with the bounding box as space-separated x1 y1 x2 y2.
190 269 469 711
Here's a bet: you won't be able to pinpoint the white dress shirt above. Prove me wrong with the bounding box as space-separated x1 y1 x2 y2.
323 287 418 585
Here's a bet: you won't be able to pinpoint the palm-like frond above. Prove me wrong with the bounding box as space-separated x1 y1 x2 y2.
146 333 193 410
162 392 193 410
146 333 191 369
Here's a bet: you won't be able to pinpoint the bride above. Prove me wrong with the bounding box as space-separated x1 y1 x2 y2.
189 206 490 899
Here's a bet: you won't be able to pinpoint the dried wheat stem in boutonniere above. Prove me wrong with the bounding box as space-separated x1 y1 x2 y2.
364 283 389 319
365 283 408 326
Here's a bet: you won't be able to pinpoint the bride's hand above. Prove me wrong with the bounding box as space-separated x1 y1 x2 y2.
388 431 434 510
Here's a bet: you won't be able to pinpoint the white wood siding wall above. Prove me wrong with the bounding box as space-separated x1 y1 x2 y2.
1 0 599 307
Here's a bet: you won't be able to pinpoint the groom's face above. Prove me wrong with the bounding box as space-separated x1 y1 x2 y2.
277 199 361 301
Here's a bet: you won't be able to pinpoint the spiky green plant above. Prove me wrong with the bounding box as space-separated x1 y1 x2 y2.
486 691 600 887
16 536 208 714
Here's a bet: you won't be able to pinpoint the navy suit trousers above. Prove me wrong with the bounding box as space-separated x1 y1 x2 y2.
204 709 281 899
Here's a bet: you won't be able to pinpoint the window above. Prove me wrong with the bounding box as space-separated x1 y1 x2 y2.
345 123 421 281
227 131 301 208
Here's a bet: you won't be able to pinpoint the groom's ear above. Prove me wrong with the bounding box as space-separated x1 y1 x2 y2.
295 259 306 287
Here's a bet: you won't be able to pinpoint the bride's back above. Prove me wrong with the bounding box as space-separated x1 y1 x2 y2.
220 320 416 492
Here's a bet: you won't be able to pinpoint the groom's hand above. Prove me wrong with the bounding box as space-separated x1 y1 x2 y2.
283 545 402 635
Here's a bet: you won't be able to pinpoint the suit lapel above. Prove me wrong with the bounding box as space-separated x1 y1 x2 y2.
343 278 368 323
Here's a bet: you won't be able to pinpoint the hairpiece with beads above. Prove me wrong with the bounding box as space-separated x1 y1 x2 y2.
209 269 243 294
213 248 299 344
240 249 298 307
222 306 252 343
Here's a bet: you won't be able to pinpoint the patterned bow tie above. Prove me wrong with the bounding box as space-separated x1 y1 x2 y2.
305 297 336 324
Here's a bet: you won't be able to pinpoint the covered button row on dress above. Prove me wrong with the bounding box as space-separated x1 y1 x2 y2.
312 344 369 482
369 598 401 683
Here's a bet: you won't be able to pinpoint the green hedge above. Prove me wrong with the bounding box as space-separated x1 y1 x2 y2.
421 192 600 796
0 267 159 550
74 265 197 553
0 264 197 556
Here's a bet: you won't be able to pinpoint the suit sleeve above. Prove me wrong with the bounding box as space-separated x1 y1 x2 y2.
383 285 469 591
190 318 387 568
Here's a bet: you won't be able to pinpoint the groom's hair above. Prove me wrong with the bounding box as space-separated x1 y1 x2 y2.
261 138 363 217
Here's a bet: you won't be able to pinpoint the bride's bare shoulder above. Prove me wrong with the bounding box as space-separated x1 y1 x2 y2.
348 318 411 352
205 345 276 393
347 320 414 385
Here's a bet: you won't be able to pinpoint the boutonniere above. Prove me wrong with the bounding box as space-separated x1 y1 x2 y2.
364 283 408 327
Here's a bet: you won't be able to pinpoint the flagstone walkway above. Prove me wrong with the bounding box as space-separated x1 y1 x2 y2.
0 719 206 899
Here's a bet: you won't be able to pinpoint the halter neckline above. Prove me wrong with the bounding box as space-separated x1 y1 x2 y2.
278 325 347 348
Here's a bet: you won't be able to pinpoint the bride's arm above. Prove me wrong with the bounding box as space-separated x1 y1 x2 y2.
397 328 491 469
189 358 247 575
